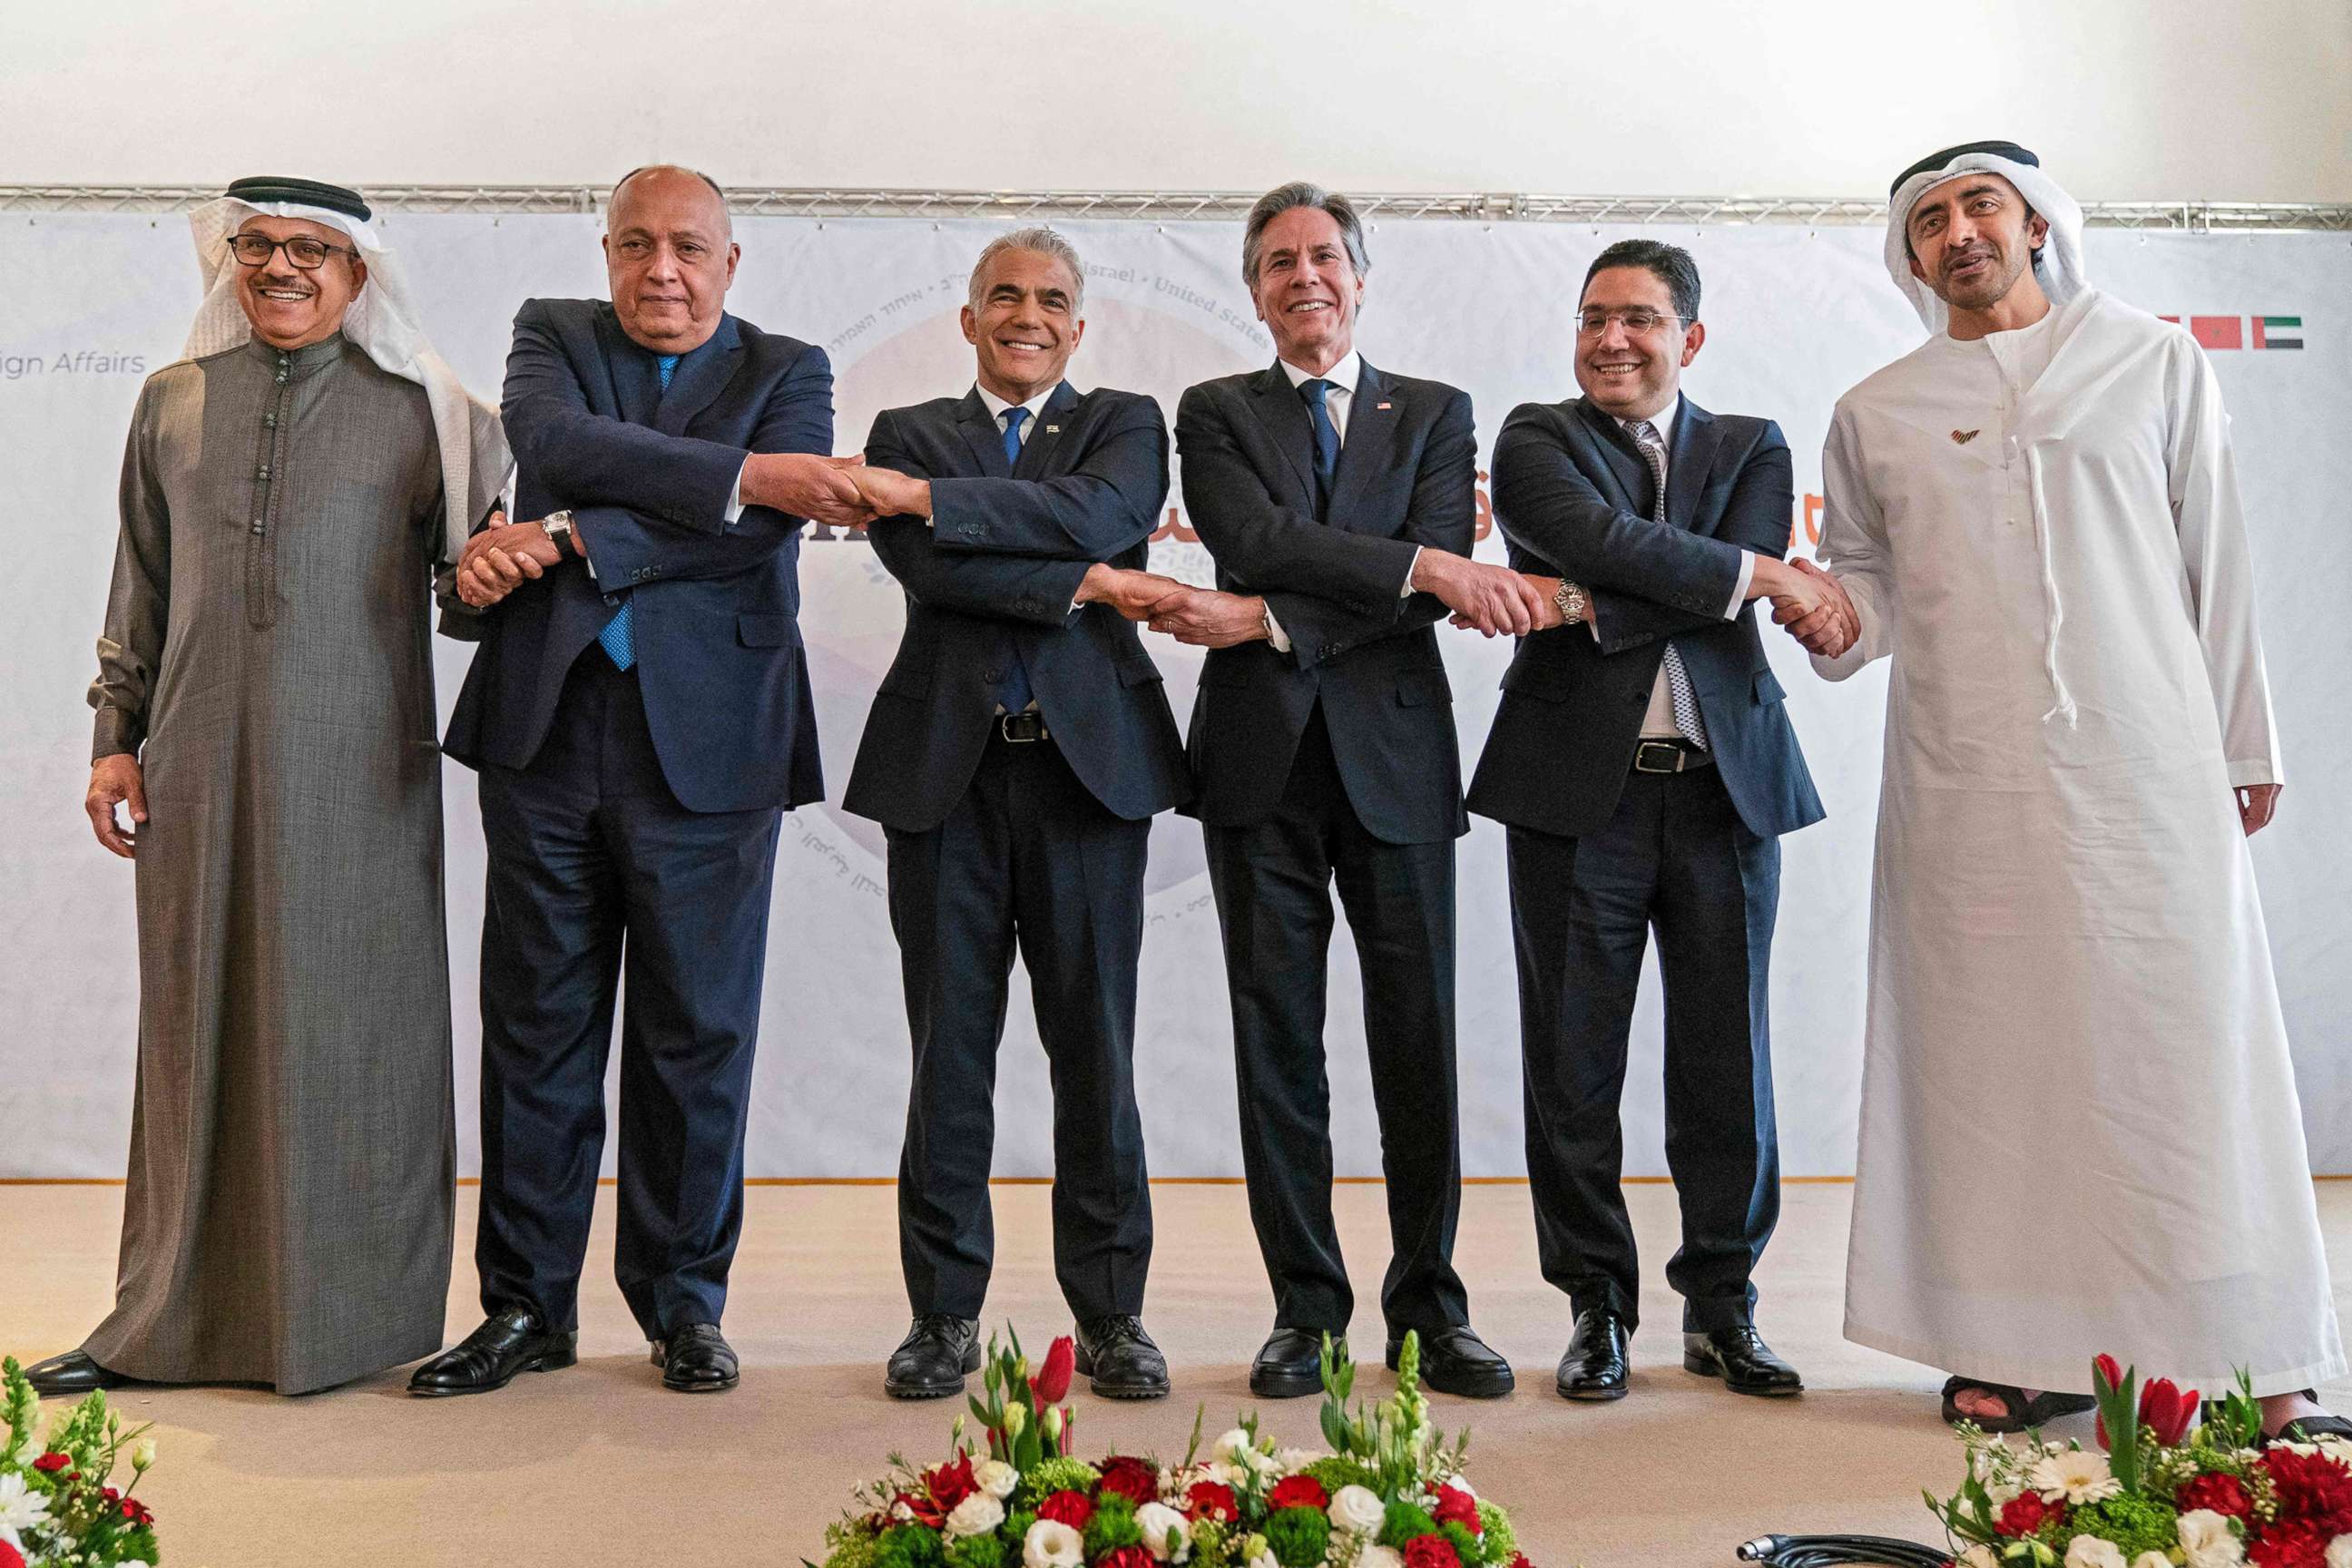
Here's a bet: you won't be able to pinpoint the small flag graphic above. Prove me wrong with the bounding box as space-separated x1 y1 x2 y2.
2253 316 2304 350
2186 316 2244 350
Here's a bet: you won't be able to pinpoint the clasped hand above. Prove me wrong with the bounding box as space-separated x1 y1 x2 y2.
1769 557 1859 658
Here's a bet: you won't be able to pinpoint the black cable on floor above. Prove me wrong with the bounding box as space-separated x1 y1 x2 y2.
1733 1533 1955 1566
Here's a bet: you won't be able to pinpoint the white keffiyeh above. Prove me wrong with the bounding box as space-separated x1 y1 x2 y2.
1884 151 2087 333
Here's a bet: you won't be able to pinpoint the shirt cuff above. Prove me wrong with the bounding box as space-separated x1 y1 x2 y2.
1263 603 1293 653
724 460 748 529
1727 552 1758 618
1399 545 1421 599
92 707 142 762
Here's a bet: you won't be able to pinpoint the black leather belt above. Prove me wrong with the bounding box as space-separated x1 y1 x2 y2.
996 710 1050 743
1632 739 1712 774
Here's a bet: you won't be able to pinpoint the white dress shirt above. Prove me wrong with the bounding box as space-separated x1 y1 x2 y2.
1264 349 1417 652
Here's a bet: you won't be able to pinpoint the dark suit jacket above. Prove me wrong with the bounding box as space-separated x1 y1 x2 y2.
1465 394 1824 840
444 298 832 814
840 382 1189 832
1175 359 1475 845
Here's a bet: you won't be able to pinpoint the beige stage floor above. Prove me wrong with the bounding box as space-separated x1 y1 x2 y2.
4 1181 2347 1567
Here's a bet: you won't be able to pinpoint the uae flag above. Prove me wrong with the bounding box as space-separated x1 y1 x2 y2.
2253 315 2304 350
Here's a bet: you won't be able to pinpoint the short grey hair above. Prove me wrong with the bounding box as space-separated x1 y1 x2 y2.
967 227 1086 316
1241 181 1370 290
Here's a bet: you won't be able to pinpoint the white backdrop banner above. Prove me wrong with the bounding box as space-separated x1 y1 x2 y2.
3 212 2345 1179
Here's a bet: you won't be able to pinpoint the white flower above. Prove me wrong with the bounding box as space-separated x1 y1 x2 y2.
2177 1511 2248 1568
892 1500 916 1523
132 1437 157 1472
975 1459 1019 1500
0 1473 52 1549
2326 1534 2352 1568
1003 1402 1026 1436
2030 1448 2122 1505
1328 1485 1387 1536
1276 1447 1327 1471
1359 1548 1406 1568
946 1493 1006 1539
2064 1537 2128 1568
1248 1553 1279 1568
1024 1519 1086 1568
1137 1501 1191 1563
2141 1553 2183 1568
1212 1428 1259 1462
1955 1547 2001 1568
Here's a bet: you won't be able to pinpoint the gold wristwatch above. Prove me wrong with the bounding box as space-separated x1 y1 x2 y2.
1553 579 1589 626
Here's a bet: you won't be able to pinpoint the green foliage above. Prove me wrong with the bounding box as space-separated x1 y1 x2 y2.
823 1518 888 1568
1003 1510 1038 1545
1084 1494 1144 1556
1379 1503 1438 1549
1439 1521 1482 1563
1473 1504 1516 1563
1019 1458 1101 1506
1264 1505 1332 1568
2064 1496 2180 1561
1301 1456 1380 1495
946 1529 1011 1568
1190 1518 1230 1565
878 1523 947 1568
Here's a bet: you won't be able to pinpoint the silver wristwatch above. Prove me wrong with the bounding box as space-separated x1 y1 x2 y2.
538 508 575 555
1553 578 1589 626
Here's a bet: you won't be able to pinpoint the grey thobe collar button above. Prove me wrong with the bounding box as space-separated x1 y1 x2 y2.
257 466 270 479
250 519 264 534
274 373 288 385
264 413 276 426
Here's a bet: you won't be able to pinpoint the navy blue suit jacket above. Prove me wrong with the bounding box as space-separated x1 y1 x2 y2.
1465 395 1824 840
1174 359 1474 845
444 297 832 814
841 382 1189 832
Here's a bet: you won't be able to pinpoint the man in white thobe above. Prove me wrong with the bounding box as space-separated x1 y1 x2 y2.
1796 140 2347 1438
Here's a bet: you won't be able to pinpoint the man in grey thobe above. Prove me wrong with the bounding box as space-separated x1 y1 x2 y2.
29 176 506 1396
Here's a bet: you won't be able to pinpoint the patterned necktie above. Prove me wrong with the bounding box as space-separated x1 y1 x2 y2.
597 352 680 671
1298 377 1340 514
995 405 1035 713
1629 418 1708 749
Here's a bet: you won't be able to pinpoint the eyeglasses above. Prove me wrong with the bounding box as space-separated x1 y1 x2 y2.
1574 308 1687 336
225 234 360 270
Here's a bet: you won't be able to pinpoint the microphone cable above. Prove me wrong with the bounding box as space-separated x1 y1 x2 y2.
1733 1533 1955 1567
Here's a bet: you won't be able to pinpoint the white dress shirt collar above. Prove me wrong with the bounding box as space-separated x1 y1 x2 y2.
1278 348 1362 399
974 379 1063 437
1617 391 1681 456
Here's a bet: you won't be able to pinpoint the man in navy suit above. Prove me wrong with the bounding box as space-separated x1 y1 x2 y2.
412 165 860 1397
1144 182 1545 1401
840 229 1190 1401
1467 240 1835 1404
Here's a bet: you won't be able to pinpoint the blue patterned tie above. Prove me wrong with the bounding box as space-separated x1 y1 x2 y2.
1299 377 1340 514
597 353 679 671
995 405 1035 713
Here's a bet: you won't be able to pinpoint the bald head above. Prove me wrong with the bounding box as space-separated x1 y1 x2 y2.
603 164 739 353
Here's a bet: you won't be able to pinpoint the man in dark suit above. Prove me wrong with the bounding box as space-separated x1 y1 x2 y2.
411 165 861 1397
1466 240 1837 1404
1145 182 1545 1401
840 229 1190 1401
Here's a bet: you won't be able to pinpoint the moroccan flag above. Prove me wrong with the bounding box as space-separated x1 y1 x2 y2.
2185 316 2244 350
2252 316 2304 350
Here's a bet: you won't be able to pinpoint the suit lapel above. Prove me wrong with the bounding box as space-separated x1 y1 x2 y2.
1666 398 1721 534
1013 380 1082 477
956 389 1012 477
1326 360 1397 533
594 306 662 424
653 314 742 436
1244 362 1318 507
1574 397 1653 514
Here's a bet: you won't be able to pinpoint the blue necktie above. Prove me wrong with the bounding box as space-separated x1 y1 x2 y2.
598 353 678 671
1299 377 1340 514
995 405 1035 713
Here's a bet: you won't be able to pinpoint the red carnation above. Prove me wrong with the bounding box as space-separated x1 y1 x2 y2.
118 1494 155 1526
1269 1475 1330 1512
926 1453 979 1514
1995 1493 2059 1539
0 1541 24 1568
1034 1337 1076 1406
2263 1446 2352 1536
1101 1548 1156 1568
1097 1455 1159 1504
2179 1471 2256 1519
1187 1480 1239 1523
1432 1485 1482 1534
2249 1522 2331 1568
1038 1490 1094 1530
30 1453 69 1474
1508 1556 1534 1568
1405 1537 1464 1568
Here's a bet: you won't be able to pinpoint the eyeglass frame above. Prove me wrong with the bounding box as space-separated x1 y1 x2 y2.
223 233 363 270
1573 307 1691 336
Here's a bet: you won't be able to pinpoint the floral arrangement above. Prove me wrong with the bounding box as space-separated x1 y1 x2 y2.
0 1357 161 1568
816 1329 1537 1568
1928 1355 2352 1568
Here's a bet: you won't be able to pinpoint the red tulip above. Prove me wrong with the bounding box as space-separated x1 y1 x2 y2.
2139 1377 2199 1447
1034 1336 1075 1406
2093 1354 2123 1395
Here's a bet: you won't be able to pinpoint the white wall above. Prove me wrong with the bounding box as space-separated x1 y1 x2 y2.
4 0 2348 201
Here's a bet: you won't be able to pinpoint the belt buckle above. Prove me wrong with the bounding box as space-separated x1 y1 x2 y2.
998 711 1047 744
1633 740 1686 775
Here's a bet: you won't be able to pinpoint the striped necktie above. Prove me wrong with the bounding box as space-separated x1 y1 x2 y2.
994 405 1035 712
1628 418 1708 748
596 352 679 671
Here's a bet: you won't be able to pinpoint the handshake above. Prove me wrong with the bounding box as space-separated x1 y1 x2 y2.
1435 551 1859 658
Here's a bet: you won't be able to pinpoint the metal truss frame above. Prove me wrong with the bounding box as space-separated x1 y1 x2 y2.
3 185 2348 231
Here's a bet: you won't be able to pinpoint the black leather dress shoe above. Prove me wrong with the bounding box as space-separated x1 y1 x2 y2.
407 1307 576 1397
885 1315 981 1399
1250 1327 1344 1399
1391 1325 1514 1399
25 1350 129 1397
1556 1308 1631 1401
1074 1315 1169 1399
1682 1326 1803 1396
654 1323 739 1393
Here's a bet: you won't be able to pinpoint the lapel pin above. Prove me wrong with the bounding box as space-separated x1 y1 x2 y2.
1951 428 1981 445
1044 424 1060 434
1376 402 1392 410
